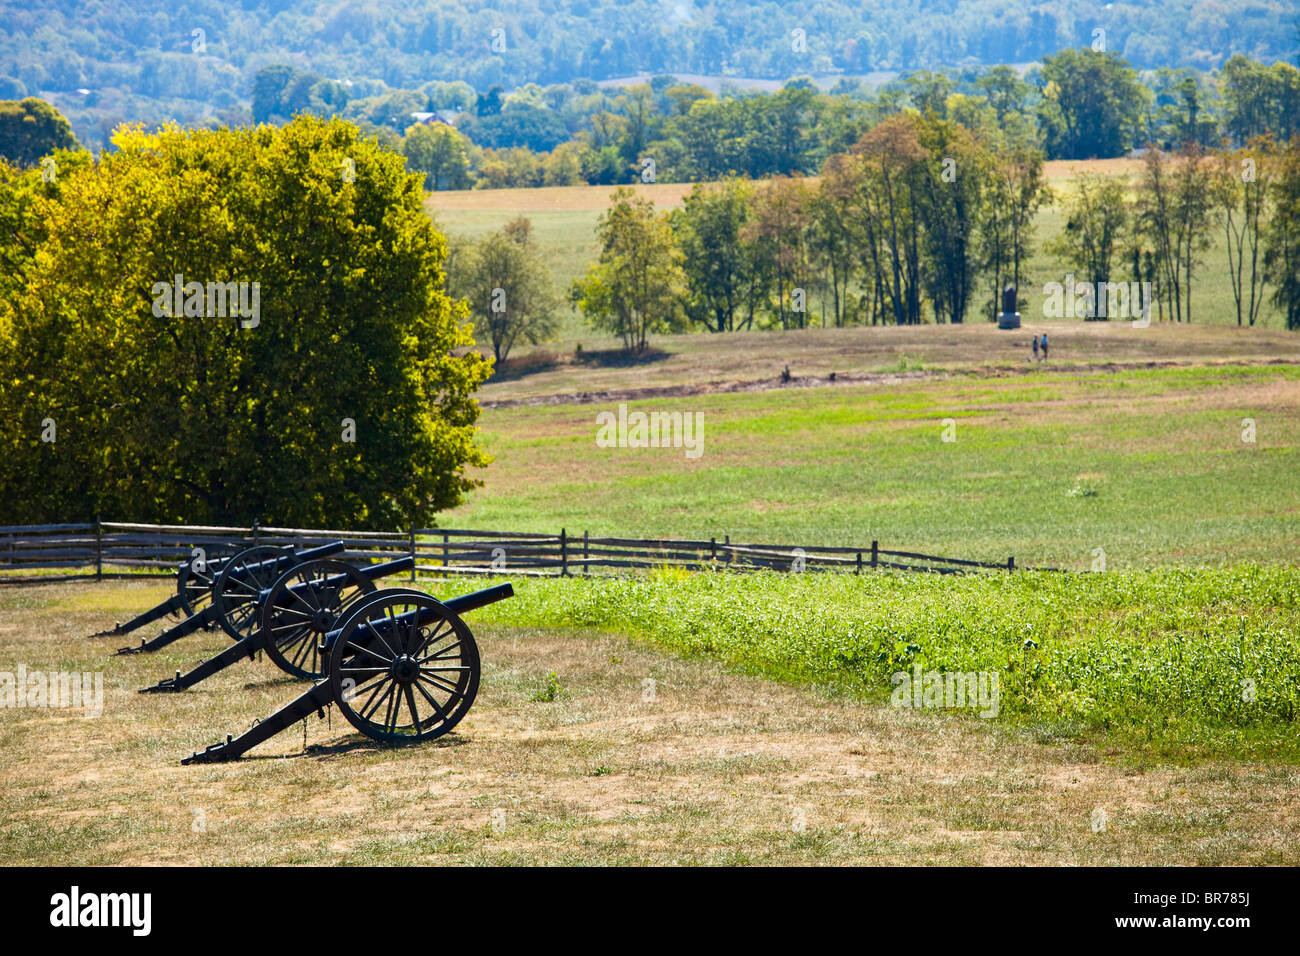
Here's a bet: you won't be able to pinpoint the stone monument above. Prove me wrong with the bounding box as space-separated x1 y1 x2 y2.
997 284 1021 329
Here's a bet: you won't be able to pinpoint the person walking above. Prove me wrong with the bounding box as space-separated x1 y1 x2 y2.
1041 333 1049 361
1032 335 1039 361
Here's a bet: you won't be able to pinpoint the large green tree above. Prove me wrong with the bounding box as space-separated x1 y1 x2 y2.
0 98 80 168
1037 50 1148 159
0 116 489 527
571 188 687 351
447 217 558 363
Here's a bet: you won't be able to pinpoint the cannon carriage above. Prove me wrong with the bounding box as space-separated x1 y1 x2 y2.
83 531 515 764
139 555 414 692
86 543 241 639
182 582 513 764
115 541 347 655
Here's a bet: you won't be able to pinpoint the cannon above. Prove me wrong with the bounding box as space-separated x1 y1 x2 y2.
182 582 514 764
87 544 240 639
140 555 415 693
116 541 346 655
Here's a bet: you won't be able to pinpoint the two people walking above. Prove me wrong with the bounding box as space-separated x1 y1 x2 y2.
1031 333 1049 361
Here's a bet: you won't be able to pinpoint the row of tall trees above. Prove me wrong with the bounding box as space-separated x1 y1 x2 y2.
569 113 1051 348
563 130 1300 350
1051 138 1300 328
394 54 1299 191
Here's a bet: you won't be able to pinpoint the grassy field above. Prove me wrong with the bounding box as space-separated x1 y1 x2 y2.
1 575 1296 865
450 358 1300 570
464 567 1300 762
2 164 1295 867
3 339 1296 865
428 158 1295 341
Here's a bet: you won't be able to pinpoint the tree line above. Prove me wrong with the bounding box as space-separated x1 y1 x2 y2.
451 123 1300 358
1051 139 1300 328
567 112 1049 346
325 53 1299 191
7 50 1298 192
6 0 1292 146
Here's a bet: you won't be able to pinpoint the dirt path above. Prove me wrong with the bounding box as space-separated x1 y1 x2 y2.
480 358 1300 408
1 582 1294 865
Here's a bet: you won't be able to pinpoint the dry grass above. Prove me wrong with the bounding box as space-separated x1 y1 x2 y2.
428 180 697 213
1 580 1295 865
478 320 1300 404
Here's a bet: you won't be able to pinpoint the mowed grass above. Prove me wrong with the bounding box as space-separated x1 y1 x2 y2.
451 363 1300 569
1 576 1296 865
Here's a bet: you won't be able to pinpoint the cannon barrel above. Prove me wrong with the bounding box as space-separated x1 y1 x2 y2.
233 540 345 579
118 541 346 655
253 555 414 605
141 557 419 694
322 582 514 649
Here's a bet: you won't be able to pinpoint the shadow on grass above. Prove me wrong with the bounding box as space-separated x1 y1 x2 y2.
215 732 473 761
488 346 672 383
302 733 473 759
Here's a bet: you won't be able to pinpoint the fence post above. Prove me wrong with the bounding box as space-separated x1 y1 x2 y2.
871 540 878 568
724 534 731 566
710 536 716 565
409 525 416 581
583 530 589 575
855 551 862 575
252 520 260 545
442 532 449 573
1007 556 1015 571
95 513 103 580
560 528 568 577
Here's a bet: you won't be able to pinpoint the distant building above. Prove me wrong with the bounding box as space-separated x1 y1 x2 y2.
407 108 460 126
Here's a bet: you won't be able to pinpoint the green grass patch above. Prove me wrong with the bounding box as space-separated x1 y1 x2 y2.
434 565 1300 763
453 364 1300 568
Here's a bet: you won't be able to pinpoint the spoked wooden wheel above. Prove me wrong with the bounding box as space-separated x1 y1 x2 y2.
328 591 480 744
261 559 375 680
176 547 228 617
212 545 294 642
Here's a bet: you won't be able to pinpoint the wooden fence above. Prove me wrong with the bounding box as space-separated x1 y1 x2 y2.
0 520 1019 583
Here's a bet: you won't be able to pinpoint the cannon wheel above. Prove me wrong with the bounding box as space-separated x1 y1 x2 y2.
328 590 480 745
176 546 230 618
211 545 294 643
261 559 376 680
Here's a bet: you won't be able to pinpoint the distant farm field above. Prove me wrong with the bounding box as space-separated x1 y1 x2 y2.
450 356 1300 570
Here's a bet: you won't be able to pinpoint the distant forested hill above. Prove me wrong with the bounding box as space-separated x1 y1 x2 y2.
2 0 1295 146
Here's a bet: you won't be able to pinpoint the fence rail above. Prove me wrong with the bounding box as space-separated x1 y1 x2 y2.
0 520 1023 583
